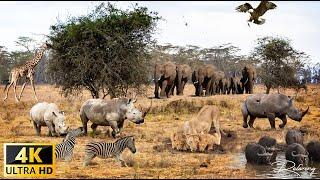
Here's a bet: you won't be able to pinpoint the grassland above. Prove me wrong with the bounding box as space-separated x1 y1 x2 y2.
0 84 319 178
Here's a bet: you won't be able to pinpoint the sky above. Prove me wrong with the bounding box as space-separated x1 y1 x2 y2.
0 1 319 64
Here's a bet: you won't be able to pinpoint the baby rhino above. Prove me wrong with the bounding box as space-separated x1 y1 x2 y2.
30 102 69 136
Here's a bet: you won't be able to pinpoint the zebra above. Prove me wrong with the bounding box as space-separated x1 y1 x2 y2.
83 136 136 167
55 127 84 161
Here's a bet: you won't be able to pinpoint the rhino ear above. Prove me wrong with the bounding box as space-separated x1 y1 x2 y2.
52 112 57 117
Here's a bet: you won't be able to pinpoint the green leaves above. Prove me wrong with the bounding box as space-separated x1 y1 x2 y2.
251 36 309 92
47 2 160 98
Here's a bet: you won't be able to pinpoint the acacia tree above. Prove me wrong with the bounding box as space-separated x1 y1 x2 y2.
48 3 160 98
251 36 309 93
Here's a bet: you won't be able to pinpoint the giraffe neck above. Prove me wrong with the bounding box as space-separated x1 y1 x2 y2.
25 46 47 69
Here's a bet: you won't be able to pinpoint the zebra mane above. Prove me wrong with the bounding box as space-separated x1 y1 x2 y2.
115 136 134 143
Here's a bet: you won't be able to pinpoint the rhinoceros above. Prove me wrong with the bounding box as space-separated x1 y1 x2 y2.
80 98 151 137
241 93 309 129
30 102 69 136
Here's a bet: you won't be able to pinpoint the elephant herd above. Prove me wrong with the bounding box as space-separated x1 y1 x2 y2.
154 61 256 98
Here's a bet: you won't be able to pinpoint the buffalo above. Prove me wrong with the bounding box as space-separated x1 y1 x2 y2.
245 143 273 164
285 143 308 166
306 141 320 162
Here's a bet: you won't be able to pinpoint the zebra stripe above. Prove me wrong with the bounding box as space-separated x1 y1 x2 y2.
55 127 84 161
83 136 136 167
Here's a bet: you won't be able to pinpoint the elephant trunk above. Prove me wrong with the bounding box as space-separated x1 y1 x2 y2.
154 65 160 98
176 68 182 95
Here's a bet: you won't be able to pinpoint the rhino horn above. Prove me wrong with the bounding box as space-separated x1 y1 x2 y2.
142 99 153 117
301 106 309 117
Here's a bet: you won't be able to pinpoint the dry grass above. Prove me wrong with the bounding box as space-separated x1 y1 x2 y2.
0 83 319 178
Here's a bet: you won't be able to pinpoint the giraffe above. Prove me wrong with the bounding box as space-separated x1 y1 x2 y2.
3 41 51 102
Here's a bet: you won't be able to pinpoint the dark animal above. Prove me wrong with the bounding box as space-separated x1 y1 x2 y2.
236 1 277 26
306 141 320 162
215 71 225 95
173 64 192 96
258 136 278 162
154 61 177 99
285 143 308 166
240 66 256 94
192 64 217 96
229 76 243 94
245 143 273 164
285 129 304 145
242 93 309 129
258 136 276 148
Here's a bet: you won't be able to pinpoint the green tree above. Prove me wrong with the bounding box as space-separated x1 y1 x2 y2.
251 36 309 93
48 2 160 98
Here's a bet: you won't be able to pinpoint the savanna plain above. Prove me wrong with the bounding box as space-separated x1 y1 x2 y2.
0 84 319 179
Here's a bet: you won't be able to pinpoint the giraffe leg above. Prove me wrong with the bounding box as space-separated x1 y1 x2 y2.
18 80 28 100
3 82 14 101
30 77 38 102
13 81 19 102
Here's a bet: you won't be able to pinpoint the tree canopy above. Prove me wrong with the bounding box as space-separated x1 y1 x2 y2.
48 2 161 98
251 36 309 93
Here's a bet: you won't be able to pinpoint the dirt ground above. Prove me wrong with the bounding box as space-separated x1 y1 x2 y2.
0 83 319 179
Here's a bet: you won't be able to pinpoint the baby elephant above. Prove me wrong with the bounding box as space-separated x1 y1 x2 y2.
30 102 69 136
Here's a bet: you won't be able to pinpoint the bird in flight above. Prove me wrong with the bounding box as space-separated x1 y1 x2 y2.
235 1 277 27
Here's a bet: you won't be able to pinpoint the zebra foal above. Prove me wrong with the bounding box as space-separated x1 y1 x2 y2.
55 127 84 161
83 136 136 167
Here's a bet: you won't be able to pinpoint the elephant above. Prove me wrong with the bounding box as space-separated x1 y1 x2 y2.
172 64 192 96
240 66 256 94
215 71 225 95
229 76 243 94
192 64 217 96
221 77 230 94
154 62 177 99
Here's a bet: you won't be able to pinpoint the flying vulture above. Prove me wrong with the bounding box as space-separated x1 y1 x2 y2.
236 1 277 26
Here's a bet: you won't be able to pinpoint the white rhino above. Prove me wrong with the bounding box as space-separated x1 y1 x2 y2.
30 102 69 136
80 98 151 138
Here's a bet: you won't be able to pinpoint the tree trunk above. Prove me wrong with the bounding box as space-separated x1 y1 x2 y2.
266 86 271 94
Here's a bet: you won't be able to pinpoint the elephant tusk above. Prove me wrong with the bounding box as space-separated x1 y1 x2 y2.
244 78 248 85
